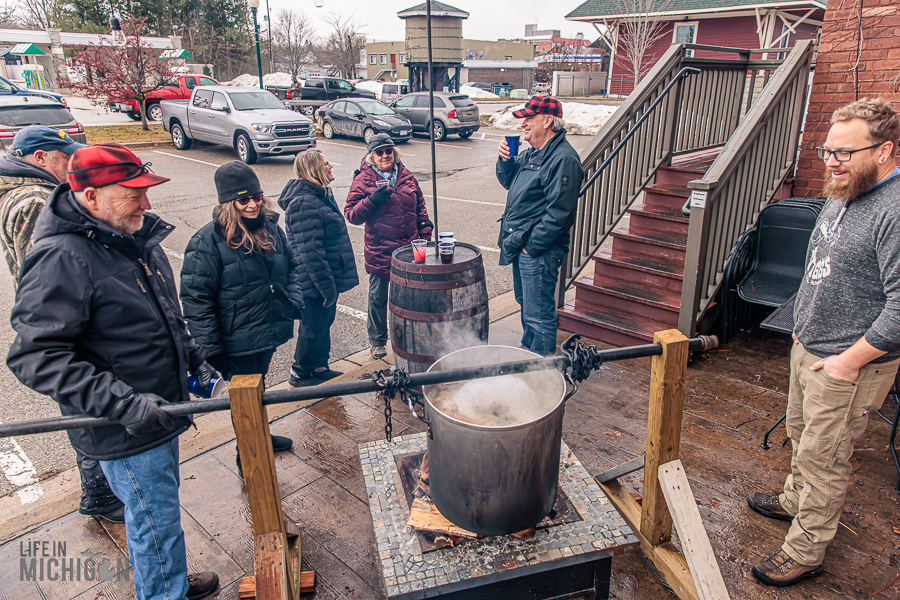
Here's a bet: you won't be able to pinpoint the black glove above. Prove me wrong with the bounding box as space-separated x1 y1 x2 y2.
418 219 434 232
191 361 218 389
370 185 391 205
110 391 176 437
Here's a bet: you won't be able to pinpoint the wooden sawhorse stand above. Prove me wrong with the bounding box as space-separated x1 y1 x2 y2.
595 330 730 600
229 375 315 600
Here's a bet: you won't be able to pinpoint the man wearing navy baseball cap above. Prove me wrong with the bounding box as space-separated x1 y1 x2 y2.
0 125 85 282
496 96 583 356
8 143 219 600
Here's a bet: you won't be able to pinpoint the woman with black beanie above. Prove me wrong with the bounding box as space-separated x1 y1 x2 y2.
180 160 303 475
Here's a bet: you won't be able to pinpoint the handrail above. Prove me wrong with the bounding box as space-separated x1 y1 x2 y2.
677 40 814 336
578 67 701 196
562 42 769 294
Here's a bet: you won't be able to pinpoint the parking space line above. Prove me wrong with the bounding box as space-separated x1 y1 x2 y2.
0 422 43 505
317 140 415 156
476 245 500 253
336 303 367 321
163 247 184 260
407 140 470 150
153 151 222 167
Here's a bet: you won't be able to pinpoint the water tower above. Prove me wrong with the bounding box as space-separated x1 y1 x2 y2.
398 1 469 93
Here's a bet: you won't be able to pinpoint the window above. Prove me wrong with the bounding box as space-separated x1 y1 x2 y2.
327 79 342 90
382 84 398 95
357 100 396 115
228 91 286 110
192 89 213 108
380 54 387 65
399 53 406 64
332 101 347 113
394 95 416 108
674 22 698 57
210 92 228 111
307 79 324 88
369 54 377 65
415 95 444 108
345 102 362 116
449 96 475 108
338 80 353 91
0 79 12 93
0 105 72 127
184 76 197 89
198 77 218 86
505 56 512 60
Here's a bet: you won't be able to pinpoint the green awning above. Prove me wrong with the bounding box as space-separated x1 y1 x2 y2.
10 43 45 56
159 49 194 59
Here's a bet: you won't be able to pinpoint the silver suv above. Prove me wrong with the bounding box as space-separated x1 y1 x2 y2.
390 92 479 141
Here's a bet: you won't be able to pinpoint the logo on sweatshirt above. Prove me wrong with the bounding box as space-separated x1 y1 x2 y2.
804 214 843 285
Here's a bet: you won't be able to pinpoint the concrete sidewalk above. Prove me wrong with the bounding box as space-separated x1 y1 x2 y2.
0 290 523 599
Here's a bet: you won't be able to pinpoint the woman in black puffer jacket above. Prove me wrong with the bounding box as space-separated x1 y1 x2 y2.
180 161 303 471
278 149 358 387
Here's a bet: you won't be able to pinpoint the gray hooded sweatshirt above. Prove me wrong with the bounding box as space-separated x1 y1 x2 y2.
794 171 900 362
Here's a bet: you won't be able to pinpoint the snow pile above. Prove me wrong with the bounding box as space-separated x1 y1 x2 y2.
222 72 297 87
489 101 618 136
354 80 383 95
460 85 498 99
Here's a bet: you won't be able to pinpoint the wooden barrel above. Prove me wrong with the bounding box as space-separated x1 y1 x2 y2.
389 242 489 374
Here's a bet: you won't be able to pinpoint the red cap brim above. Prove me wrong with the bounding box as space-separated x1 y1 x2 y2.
512 108 535 119
118 172 171 188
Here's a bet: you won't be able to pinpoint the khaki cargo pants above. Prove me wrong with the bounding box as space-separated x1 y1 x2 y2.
779 342 899 566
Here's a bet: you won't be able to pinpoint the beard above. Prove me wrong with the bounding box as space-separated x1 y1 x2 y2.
822 160 880 202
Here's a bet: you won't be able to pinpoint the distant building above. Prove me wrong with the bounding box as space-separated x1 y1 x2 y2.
566 0 824 95
366 38 534 81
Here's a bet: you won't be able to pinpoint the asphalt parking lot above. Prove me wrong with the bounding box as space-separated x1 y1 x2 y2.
0 126 592 498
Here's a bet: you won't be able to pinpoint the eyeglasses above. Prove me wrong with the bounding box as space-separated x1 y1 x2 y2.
235 194 263 207
374 148 393 157
816 142 884 162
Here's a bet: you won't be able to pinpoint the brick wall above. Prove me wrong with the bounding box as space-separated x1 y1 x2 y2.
793 0 900 198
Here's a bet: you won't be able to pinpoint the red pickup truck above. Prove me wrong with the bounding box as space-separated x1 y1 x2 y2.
109 73 219 121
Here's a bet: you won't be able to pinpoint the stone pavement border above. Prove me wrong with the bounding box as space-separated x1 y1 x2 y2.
0 289 523 543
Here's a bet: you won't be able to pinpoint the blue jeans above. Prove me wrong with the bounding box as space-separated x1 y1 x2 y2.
512 249 564 356
100 439 188 600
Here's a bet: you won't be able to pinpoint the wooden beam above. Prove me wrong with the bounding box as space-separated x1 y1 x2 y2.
600 479 700 600
641 330 689 546
594 453 645 484
658 460 730 600
254 532 289 600
230 374 285 537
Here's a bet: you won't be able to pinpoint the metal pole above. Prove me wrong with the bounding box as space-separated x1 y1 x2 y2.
0 336 719 439
426 0 439 237
265 0 274 74
251 7 264 89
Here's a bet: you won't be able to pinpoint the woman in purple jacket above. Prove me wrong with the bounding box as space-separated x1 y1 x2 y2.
345 133 432 359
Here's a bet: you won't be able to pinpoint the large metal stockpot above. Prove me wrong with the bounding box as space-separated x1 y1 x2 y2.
421 345 570 536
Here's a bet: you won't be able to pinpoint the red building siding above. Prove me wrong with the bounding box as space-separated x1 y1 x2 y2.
609 15 819 95
793 0 900 198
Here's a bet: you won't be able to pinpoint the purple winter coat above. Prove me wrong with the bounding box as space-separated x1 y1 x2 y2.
345 160 433 280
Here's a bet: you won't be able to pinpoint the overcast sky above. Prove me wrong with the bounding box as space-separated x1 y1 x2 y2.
262 0 594 44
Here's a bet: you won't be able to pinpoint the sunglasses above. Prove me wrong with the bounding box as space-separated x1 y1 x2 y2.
235 194 263 207
374 148 394 157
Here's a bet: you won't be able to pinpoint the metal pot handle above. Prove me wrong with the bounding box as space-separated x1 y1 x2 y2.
563 372 578 403
407 396 433 439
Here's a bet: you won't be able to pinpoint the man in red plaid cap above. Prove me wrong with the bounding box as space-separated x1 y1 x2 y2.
496 96 583 355
7 143 220 600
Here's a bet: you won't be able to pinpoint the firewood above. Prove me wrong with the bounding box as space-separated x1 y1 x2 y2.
238 576 255 599
406 497 480 538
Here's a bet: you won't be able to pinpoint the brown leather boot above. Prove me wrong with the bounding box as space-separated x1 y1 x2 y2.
187 572 220 600
751 548 823 586
747 492 794 521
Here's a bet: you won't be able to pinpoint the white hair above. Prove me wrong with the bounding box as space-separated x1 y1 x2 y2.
550 116 565 132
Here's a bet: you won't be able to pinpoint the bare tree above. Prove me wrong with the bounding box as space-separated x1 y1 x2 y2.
273 9 314 79
320 11 365 79
608 0 675 85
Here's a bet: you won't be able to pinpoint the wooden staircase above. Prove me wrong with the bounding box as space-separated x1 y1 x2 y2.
559 152 713 346
559 151 793 346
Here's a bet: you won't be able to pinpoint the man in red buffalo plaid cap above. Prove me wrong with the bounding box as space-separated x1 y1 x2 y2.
496 96 583 356
7 143 220 600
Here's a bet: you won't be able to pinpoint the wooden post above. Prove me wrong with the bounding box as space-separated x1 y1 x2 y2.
640 329 689 546
230 375 293 600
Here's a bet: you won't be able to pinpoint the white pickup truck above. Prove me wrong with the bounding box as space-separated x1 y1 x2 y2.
160 86 316 164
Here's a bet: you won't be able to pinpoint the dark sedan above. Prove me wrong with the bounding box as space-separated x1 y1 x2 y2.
317 99 412 144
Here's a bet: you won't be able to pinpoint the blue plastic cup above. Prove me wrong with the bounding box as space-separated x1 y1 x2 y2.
188 376 226 398
505 135 521 157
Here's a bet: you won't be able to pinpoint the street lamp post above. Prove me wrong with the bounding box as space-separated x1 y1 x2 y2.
247 0 264 89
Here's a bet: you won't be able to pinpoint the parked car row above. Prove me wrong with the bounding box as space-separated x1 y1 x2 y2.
108 74 220 121
317 92 479 143
0 95 85 151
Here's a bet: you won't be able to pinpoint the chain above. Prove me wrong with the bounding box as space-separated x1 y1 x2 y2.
561 334 603 383
372 367 414 443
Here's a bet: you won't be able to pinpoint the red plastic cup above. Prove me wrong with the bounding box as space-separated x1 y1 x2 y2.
412 239 427 263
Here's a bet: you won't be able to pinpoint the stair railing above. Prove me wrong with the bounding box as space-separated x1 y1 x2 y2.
561 43 778 294
678 39 814 336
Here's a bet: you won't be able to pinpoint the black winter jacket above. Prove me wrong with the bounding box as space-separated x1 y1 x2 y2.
278 179 358 305
496 130 584 265
180 215 303 359
7 185 205 461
